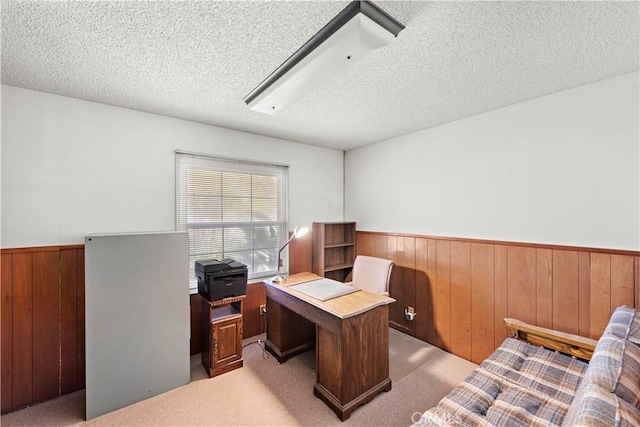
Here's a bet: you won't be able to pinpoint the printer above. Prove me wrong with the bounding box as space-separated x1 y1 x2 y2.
196 258 248 302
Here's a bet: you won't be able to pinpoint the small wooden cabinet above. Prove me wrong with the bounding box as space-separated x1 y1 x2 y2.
312 222 356 282
201 295 245 377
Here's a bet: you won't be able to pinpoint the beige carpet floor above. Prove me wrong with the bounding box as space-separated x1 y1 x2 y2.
1 329 477 426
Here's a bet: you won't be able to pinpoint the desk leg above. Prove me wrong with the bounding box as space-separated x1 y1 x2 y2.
314 305 392 421
265 297 315 363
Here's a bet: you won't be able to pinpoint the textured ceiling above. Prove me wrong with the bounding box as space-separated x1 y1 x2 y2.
2 1 638 151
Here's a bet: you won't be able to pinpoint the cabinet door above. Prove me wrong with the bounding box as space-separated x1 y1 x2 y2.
212 317 242 367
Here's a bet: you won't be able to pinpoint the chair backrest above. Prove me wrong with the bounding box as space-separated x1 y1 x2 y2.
351 255 394 296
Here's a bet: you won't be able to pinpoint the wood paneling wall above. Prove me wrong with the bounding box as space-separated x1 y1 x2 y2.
1 246 85 414
1 236 311 414
5 233 635 411
357 231 640 364
190 293 204 355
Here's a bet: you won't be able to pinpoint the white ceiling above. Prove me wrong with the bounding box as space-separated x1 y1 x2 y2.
2 1 638 151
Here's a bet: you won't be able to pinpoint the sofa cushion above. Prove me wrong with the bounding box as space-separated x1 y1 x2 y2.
562 306 640 426
617 339 640 409
561 381 617 426
602 306 640 410
584 333 640 410
627 308 640 346
604 306 638 341
619 398 640 426
481 338 587 405
413 367 570 427
562 381 640 426
413 338 587 427
484 385 572 426
413 399 493 427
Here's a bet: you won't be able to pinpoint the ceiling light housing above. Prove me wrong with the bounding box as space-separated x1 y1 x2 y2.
244 1 405 115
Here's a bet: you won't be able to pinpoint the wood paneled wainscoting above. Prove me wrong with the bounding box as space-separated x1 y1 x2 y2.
356 231 640 365
1 244 272 414
1 245 85 414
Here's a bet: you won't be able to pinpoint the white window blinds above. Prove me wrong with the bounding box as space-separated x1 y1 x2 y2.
176 152 289 290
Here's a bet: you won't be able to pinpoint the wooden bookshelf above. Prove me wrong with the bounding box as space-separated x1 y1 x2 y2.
312 222 356 282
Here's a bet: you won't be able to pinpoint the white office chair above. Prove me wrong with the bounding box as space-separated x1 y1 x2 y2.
347 255 394 296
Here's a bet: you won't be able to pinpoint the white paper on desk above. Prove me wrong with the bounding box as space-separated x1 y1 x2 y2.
289 278 360 301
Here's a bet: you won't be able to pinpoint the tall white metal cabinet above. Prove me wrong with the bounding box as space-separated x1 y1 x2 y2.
84 231 190 420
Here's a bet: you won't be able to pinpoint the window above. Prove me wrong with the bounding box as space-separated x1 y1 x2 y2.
176 152 288 290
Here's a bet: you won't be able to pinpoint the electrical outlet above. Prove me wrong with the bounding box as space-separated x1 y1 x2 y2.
405 306 417 321
260 304 266 315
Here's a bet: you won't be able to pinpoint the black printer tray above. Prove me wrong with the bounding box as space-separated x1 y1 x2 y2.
198 270 247 302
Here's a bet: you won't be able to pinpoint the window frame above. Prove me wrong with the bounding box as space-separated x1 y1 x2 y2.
175 151 289 291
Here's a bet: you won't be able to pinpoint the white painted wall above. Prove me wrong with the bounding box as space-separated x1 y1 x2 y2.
4 72 638 252
1 85 344 248
345 72 640 251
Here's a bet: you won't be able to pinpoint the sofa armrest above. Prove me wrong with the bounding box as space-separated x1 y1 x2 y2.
504 318 598 361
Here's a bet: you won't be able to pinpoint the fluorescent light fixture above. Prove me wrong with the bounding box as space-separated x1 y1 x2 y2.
244 1 405 115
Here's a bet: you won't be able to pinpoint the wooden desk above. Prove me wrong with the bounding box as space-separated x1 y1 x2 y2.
265 272 395 421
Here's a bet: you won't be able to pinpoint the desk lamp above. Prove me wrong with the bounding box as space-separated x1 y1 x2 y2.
272 225 309 283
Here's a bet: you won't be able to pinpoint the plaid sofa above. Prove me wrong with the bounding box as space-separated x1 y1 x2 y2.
412 306 640 426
